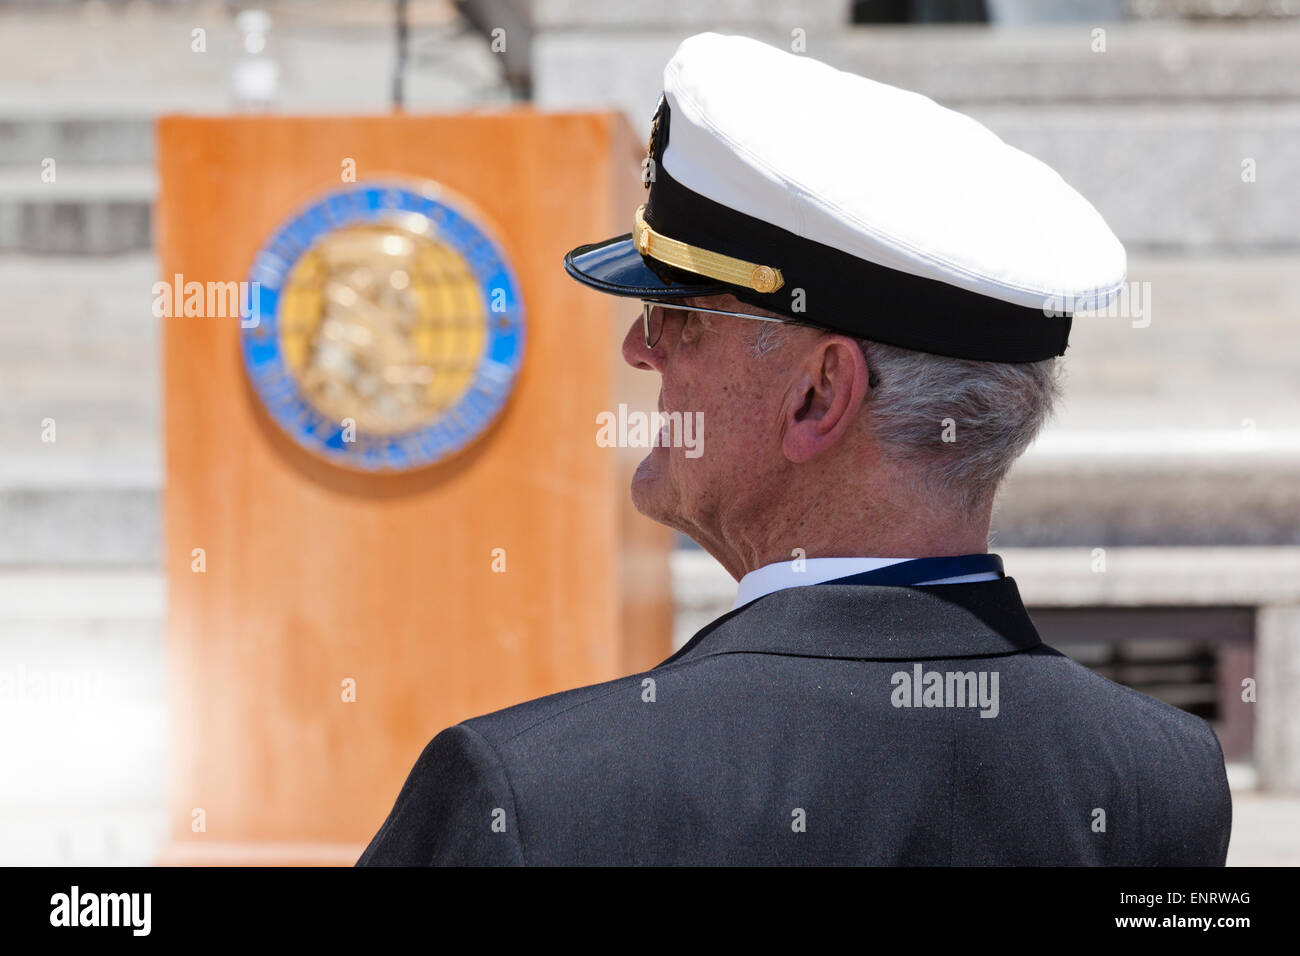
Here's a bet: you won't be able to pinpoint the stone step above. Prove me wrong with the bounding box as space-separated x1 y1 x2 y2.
994 469 1300 547
1048 255 1300 410
0 252 159 565
826 21 1300 105
535 18 1300 107
0 253 159 489
0 1 508 117
0 809 166 867
967 104 1300 252
0 488 159 566
673 546 1300 633
0 117 152 166
535 0 847 31
0 167 154 253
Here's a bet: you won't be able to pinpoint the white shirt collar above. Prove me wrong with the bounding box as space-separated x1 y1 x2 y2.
732 557 1001 610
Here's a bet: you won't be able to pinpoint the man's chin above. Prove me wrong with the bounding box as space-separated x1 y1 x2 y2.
629 449 673 523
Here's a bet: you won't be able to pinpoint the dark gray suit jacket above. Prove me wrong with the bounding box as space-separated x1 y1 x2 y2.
357 578 1232 865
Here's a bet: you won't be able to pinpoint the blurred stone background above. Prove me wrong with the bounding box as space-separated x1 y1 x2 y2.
0 0 1297 864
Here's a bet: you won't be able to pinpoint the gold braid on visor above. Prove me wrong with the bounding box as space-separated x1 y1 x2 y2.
632 204 785 295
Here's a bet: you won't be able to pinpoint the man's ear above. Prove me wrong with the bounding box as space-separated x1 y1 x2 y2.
780 335 870 464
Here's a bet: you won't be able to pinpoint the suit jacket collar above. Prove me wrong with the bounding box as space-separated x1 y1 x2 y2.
662 578 1042 665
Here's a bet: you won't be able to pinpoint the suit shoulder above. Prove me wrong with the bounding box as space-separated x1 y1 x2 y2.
1041 646 1231 863
460 668 655 747
1042 646 1220 740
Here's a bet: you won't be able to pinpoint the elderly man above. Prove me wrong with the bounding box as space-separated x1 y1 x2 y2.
358 33 1231 866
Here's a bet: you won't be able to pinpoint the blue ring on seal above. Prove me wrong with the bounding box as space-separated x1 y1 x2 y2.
240 182 525 472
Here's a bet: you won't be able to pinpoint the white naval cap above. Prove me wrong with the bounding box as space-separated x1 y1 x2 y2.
564 32 1127 363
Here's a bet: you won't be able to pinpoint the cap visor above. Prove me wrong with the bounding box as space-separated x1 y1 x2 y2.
563 233 728 299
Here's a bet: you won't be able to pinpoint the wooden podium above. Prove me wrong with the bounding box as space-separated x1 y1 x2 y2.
155 113 672 865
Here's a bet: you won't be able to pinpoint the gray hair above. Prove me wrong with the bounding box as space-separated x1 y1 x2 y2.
748 324 1061 511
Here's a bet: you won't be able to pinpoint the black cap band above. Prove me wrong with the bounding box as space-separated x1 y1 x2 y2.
643 163 1071 363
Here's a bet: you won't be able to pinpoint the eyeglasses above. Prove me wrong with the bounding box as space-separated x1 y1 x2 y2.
641 299 806 349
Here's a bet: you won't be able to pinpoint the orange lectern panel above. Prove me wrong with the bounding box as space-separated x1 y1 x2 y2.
156 113 671 864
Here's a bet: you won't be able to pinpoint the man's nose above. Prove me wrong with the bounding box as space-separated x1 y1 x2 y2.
622 316 662 372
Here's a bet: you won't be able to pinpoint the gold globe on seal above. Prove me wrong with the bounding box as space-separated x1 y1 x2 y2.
276 212 488 437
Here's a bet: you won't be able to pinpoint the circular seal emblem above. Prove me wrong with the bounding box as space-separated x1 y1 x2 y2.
241 181 525 472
